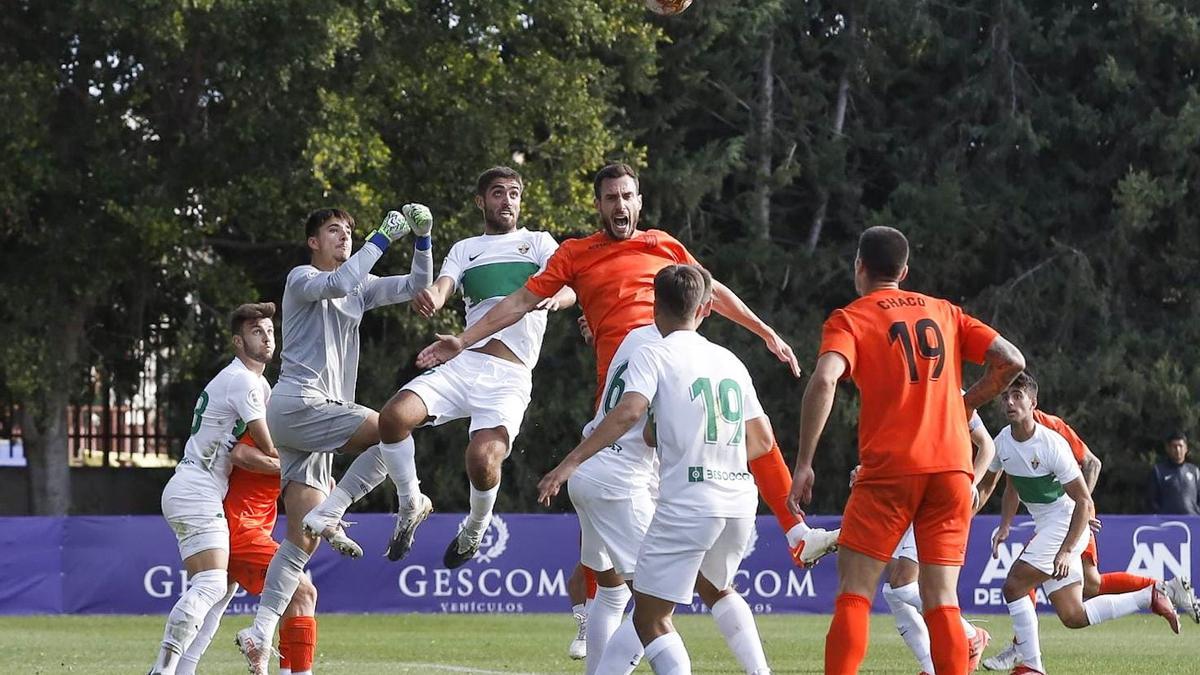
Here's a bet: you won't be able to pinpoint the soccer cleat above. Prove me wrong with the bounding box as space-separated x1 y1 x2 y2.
234 627 271 675
386 493 433 562
967 625 991 671
790 527 840 568
1009 666 1044 675
982 639 1018 671
1159 577 1200 624
568 612 588 660
1151 584 1182 634
443 527 483 569
302 509 363 558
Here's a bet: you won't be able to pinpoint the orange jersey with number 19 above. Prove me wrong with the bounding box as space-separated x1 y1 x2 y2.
819 288 998 481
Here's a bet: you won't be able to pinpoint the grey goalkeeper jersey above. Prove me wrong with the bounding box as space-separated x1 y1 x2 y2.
275 239 433 402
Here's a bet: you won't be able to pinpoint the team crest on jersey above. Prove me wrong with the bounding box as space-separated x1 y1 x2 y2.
517 243 530 254
458 514 510 564
1030 456 1040 470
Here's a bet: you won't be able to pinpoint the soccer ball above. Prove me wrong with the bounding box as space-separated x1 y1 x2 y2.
645 0 693 16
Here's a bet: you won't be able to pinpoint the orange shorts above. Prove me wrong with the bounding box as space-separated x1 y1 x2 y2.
228 527 278 596
839 471 972 566
1083 531 1098 566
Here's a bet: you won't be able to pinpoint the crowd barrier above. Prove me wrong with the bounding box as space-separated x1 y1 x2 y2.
0 514 1195 615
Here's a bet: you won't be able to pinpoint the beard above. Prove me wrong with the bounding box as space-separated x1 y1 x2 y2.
485 206 518 232
602 210 637 239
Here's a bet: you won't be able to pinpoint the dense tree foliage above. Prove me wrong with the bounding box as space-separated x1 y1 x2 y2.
1 0 1196 515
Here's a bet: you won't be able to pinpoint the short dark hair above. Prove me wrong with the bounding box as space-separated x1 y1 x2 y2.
593 163 639 199
476 166 524 196
1167 431 1188 444
231 302 276 335
858 226 909 280
653 265 712 322
1007 371 1038 398
304 208 355 239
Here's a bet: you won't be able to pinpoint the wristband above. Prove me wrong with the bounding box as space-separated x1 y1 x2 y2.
368 231 391 251
415 235 431 251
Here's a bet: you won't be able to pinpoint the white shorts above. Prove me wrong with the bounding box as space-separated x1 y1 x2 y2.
1020 519 1087 595
161 477 228 560
568 473 655 579
633 509 754 604
403 350 531 448
892 525 917 562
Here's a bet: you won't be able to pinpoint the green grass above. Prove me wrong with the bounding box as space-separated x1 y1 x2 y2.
0 612 1188 673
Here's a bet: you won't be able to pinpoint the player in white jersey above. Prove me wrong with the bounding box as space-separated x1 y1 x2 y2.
149 303 276 675
236 206 434 674
302 167 576 568
540 265 775 675
976 372 1178 675
855 406 995 674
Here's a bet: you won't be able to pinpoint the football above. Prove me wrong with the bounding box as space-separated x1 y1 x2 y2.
645 0 694 16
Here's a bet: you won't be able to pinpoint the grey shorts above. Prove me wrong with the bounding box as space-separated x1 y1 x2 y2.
268 394 373 494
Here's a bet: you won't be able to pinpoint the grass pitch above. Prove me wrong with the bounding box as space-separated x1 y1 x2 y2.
0 612 1188 673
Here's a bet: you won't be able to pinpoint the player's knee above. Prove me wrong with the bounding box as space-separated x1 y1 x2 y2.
291 575 318 613
1001 578 1028 602
1057 607 1089 629
379 393 422 442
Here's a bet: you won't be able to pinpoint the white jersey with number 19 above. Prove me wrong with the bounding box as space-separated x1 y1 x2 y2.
623 330 765 519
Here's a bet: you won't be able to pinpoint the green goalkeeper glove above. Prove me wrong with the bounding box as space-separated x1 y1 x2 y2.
370 210 411 249
402 203 434 238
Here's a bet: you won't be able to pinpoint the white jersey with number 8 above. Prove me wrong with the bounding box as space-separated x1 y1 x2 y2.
623 330 765 518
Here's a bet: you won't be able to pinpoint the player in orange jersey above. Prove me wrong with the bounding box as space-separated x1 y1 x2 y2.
176 434 320 675
787 226 1026 675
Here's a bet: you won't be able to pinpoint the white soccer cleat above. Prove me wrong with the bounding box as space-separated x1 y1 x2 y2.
568 611 588 660
386 493 434 562
791 527 840 568
981 638 1018 671
234 627 272 675
1160 577 1200 624
302 508 363 558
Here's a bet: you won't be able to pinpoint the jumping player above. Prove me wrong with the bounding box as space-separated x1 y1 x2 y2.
235 205 434 674
149 303 276 675
787 226 1026 674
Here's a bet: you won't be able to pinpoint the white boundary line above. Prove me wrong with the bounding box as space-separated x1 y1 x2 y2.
394 662 540 674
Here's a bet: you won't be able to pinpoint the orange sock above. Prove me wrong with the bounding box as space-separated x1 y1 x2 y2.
825 593 871 674
925 605 969 675
583 565 597 600
279 616 317 673
1099 572 1156 595
1028 588 1037 605
749 443 803 534
278 640 292 673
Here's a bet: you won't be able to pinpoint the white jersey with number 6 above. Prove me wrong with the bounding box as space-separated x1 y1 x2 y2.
174 358 271 503
623 330 765 518
576 324 661 491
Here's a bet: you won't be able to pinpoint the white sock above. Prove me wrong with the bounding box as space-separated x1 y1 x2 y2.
155 569 228 674
175 582 238 675
586 584 632 675
1084 586 1152 625
595 615 643 675
292 670 313 675
1007 596 1043 672
711 593 769 674
380 438 419 498
784 521 810 547
883 583 933 673
644 632 691 675
252 541 310 639
466 483 500 535
573 602 587 617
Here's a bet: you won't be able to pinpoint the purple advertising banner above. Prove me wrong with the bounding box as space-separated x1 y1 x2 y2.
1 514 1196 615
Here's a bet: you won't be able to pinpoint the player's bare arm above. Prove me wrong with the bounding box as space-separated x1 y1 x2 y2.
242 419 279 459
534 285 577 312
1054 477 1095 579
963 335 1025 414
710 280 802 377
416 286 544 368
991 474 1019 558
787 351 849 513
1081 448 1102 493
975 469 1002 513
536 392 651 505
230 442 281 475
744 416 775 462
412 277 455 318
